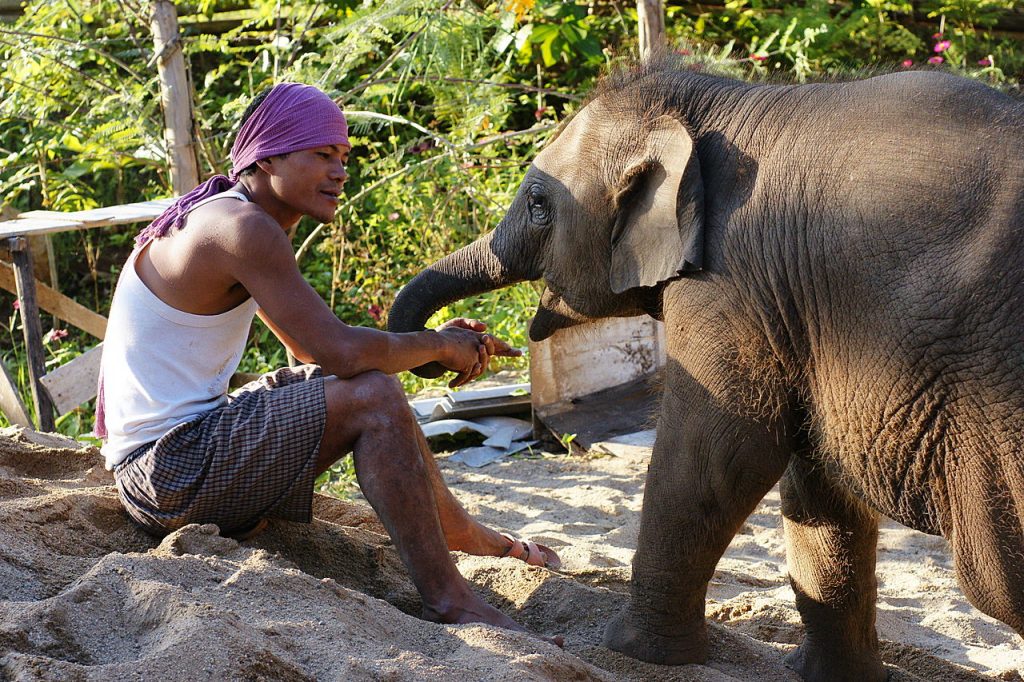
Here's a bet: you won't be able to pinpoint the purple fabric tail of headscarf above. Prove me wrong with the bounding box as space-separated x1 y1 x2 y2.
94 375 107 439
134 175 235 247
97 83 348 439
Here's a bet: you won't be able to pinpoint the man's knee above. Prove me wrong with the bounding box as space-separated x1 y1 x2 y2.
324 371 410 425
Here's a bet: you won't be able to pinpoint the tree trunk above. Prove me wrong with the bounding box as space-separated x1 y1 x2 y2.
637 0 666 61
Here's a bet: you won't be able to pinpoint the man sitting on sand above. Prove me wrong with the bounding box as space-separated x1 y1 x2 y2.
95 83 560 638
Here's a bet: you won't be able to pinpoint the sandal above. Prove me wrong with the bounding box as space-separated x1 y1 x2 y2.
500 533 562 570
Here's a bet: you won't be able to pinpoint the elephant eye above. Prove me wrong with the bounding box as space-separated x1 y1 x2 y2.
527 188 551 226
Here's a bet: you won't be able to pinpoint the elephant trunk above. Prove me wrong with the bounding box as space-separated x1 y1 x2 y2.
388 227 538 377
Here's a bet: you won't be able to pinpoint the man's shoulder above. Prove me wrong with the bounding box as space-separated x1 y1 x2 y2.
185 199 289 255
187 197 276 232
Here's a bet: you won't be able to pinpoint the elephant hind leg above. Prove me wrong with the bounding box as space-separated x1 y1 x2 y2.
781 457 887 682
947 458 1024 639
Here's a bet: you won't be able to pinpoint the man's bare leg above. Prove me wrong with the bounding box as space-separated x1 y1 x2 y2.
409 425 516 555
315 372 558 641
408 413 561 568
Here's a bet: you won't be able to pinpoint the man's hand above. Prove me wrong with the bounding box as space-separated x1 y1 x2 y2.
436 318 522 388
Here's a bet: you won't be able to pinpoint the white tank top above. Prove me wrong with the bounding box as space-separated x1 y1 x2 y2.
100 191 259 469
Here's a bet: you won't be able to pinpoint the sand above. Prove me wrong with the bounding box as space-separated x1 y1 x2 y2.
0 425 1020 681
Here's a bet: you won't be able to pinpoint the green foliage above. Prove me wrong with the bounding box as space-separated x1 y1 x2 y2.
0 0 164 213
515 3 607 69
0 0 1020 457
667 0 1022 81
315 454 358 499
921 0 1018 72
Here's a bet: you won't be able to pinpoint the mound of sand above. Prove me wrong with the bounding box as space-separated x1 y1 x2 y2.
0 426 1019 681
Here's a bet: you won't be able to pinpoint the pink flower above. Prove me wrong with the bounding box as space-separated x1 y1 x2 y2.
978 58 992 66
934 40 951 53
928 56 944 65
367 304 382 322
932 32 944 40
902 59 914 68
43 328 68 345
407 140 435 155
387 212 399 221
750 54 767 62
12 300 19 310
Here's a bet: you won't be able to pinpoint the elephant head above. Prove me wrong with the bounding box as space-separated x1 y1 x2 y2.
388 99 706 376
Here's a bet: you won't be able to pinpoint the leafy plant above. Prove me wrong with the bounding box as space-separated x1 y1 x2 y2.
920 0 1018 73
0 0 1020 454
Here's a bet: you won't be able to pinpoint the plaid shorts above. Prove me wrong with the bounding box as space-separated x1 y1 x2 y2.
114 365 327 537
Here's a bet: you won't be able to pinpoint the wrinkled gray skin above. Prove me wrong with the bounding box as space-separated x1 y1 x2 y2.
388 62 1024 681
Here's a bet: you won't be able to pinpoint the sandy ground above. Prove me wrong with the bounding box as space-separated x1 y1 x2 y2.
0 425 1020 681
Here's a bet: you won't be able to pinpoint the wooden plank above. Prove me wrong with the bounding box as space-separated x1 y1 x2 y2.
0 218 87 239
9 237 55 431
39 344 103 416
178 7 304 34
535 374 661 450
19 198 174 228
0 261 107 340
530 316 665 450
0 359 31 427
529 315 665 409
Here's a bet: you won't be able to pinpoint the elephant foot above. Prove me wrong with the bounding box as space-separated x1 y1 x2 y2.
784 639 888 682
603 608 708 665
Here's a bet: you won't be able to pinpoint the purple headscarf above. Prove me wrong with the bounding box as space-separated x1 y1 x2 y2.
134 82 349 247
96 83 347 440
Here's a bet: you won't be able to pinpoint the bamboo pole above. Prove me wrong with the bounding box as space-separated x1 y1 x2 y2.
637 0 666 61
150 0 200 194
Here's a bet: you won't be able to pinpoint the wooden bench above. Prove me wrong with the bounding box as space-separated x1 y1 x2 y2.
0 200 174 430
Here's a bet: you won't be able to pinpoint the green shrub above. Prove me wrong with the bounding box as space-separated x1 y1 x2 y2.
0 0 1020 449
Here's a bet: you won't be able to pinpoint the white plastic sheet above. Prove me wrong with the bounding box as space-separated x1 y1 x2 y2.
420 416 535 467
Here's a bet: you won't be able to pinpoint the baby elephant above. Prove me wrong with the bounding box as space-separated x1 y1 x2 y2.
390 60 1024 680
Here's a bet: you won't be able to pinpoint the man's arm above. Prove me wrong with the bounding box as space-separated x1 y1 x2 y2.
256 307 314 363
219 213 513 384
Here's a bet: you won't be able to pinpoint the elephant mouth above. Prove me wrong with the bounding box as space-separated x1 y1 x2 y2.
528 288 592 342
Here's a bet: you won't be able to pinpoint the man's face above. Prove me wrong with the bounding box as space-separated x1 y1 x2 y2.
263 144 350 225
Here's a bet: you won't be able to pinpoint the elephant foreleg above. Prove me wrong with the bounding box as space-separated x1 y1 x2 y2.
603 369 792 665
780 457 887 682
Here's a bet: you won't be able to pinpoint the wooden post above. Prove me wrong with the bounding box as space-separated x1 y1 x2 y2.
150 0 200 194
637 0 666 61
8 237 56 431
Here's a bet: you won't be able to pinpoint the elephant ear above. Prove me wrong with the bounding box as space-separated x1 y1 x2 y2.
609 114 704 295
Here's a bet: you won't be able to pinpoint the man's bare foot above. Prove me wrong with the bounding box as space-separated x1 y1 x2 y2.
445 523 561 569
227 517 268 541
423 594 565 647
442 518 507 554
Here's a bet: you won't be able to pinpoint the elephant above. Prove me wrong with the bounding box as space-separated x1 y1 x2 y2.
387 60 1024 681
